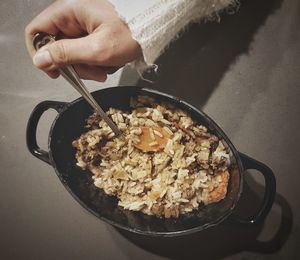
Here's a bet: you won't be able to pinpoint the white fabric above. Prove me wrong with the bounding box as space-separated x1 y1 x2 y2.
109 0 236 70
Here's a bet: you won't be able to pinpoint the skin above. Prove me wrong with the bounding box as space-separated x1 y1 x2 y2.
25 0 142 81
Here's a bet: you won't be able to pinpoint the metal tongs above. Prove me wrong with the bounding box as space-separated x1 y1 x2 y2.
32 32 122 136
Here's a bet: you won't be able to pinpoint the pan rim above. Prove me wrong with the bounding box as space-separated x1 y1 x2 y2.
47 86 244 237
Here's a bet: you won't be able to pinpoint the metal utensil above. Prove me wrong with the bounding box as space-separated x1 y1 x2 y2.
32 32 122 136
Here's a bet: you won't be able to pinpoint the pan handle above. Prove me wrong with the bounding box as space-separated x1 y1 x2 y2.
26 101 67 165
232 152 276 225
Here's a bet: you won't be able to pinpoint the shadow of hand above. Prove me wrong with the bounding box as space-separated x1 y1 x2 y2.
114 0 292 259
119 0 283 111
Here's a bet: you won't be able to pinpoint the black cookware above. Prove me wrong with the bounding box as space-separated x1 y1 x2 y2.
26 86 276 237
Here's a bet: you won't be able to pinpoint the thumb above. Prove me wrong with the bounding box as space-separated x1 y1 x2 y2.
33 35 105 69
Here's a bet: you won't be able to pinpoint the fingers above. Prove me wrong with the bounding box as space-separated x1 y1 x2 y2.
46 70 60 79
73 64 108 81
43 64 108 81
104 66 121 74
29 33 112 82
34 29 119 71
25 0 83 58
32 35 104 69
39 64 108 81
25 0 142 83
25 2 61 58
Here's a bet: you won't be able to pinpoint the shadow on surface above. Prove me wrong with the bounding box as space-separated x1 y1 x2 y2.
115 0 291 259
119 0 282 110
116 173 293 260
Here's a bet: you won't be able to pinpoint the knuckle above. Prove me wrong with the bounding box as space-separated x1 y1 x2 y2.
51 41 68 64
91 41 112 64
95 31 117 64
90 40 102 56
24 25 31 35
54 15 69 30
25 23 34 37
101 47 114 64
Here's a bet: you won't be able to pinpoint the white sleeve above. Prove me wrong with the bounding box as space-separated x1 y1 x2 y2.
109 0 236 71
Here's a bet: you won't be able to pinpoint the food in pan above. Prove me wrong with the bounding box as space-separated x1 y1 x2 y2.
72 96 231 218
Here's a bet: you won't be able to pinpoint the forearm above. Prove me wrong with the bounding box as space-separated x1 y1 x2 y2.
109 0 237 69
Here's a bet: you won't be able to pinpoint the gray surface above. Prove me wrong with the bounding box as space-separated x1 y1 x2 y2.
0 0 299 259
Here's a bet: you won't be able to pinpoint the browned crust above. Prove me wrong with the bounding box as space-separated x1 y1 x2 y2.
208 170 230 203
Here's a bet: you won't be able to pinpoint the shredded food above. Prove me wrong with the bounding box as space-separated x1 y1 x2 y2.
72 96 231 218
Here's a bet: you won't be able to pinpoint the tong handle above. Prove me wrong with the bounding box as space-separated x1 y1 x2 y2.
32 32 122 136
60 65 122 135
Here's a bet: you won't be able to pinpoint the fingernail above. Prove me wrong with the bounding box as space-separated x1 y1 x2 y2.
33 50 53 68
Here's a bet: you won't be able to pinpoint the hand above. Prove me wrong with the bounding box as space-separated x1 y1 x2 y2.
25 0 142 81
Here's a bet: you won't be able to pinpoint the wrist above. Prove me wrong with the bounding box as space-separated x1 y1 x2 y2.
109 0 237 72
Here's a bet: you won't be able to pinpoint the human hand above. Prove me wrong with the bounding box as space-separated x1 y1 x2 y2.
25 0 142 81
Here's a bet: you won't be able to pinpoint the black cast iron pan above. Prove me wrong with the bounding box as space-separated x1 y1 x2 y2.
26 86 276 237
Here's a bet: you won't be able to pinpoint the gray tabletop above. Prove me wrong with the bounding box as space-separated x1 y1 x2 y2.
1 0 299 259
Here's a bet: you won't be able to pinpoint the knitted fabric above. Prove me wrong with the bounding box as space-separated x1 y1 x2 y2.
109 0 236 70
